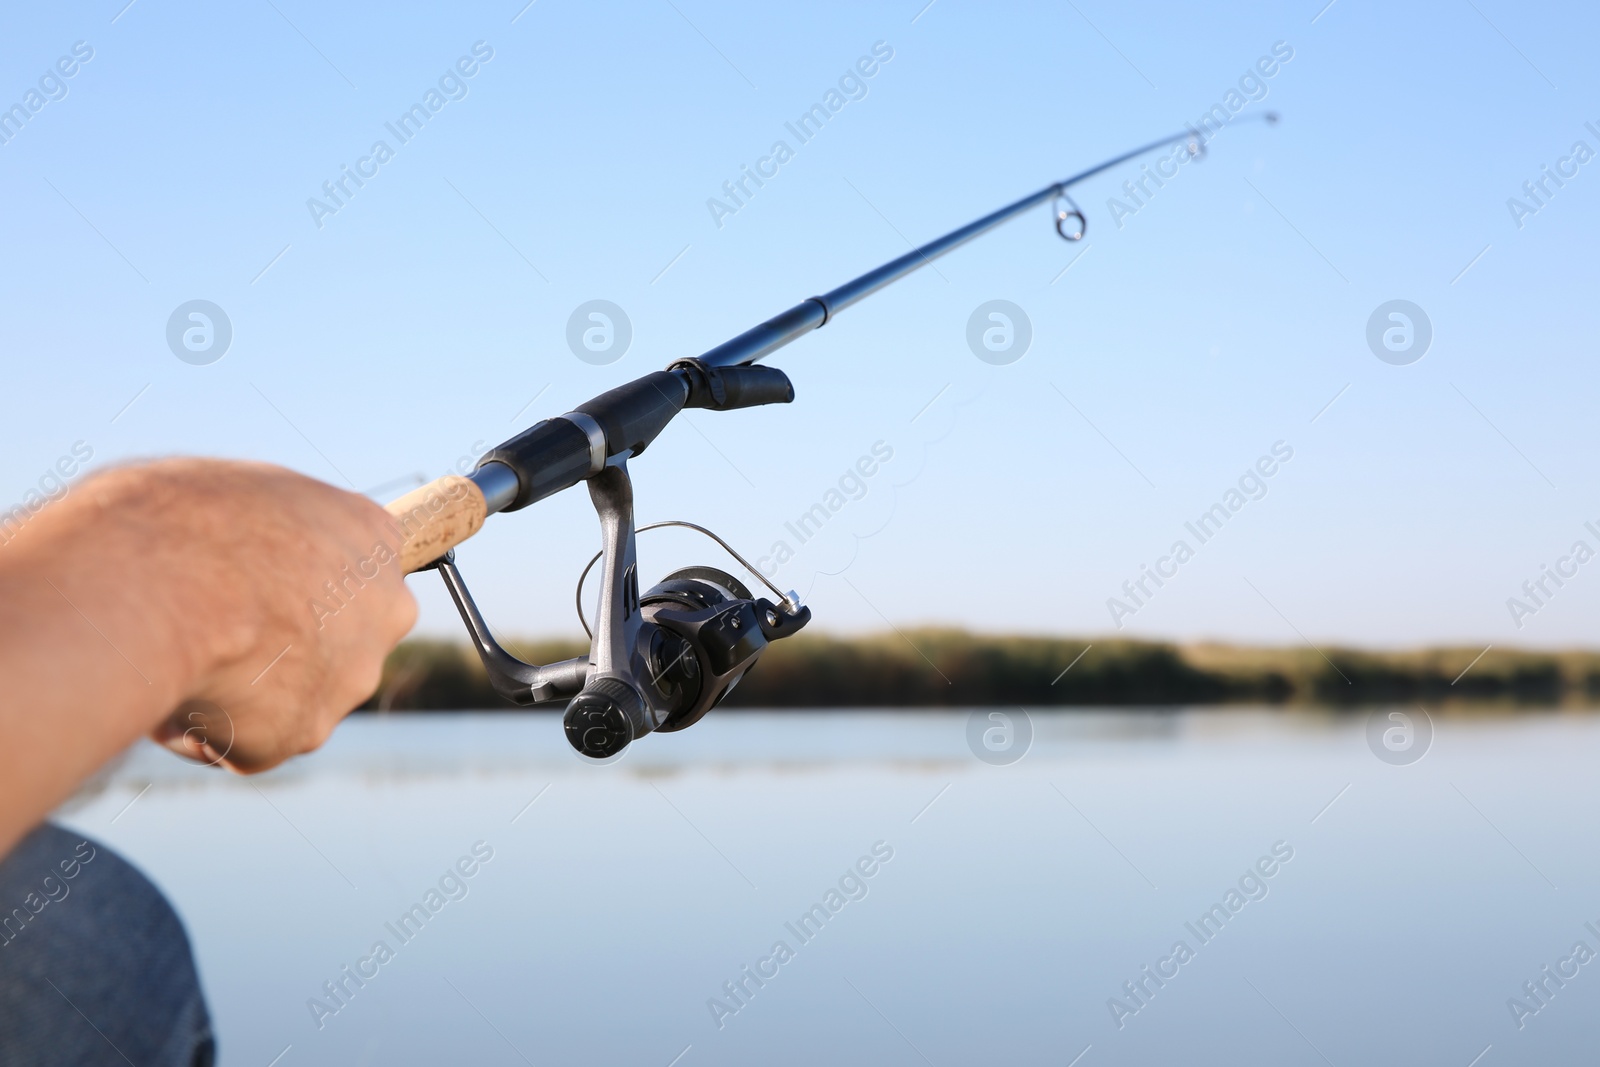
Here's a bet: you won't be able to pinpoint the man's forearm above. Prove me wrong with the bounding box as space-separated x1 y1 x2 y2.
0 472 202 857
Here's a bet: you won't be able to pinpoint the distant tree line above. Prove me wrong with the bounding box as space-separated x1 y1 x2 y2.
359 631 1600 711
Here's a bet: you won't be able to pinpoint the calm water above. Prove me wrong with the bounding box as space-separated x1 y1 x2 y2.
53 709 1600 1066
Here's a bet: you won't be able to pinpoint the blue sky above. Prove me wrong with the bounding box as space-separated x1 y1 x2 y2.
2 0 1596 648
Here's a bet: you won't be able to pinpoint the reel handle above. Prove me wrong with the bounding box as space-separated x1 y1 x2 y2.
383 475 488 573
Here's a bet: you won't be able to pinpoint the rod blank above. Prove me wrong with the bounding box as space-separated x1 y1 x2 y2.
694 123 1269 370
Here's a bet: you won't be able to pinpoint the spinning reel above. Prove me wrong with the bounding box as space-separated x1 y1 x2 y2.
422 359 811 759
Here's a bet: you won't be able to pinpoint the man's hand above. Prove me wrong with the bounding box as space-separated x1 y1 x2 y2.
0 459 418 854
138 461 419 772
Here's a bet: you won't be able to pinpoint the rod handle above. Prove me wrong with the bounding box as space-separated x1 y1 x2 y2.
384 475 488 573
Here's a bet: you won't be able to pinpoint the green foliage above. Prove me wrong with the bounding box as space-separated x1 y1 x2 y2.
361 631 1600 711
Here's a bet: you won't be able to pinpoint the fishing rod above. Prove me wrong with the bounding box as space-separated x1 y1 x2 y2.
384 116 1277 758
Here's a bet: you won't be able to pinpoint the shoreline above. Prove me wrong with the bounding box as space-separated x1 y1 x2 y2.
363 631 1600 712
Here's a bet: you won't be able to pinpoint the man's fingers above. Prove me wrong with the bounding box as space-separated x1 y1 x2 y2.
387 583 420 643
151 699 237 767
167 625 398 773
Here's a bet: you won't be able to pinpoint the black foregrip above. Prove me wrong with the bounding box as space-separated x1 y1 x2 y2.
575 371 689 458
479 418 592 512
712 365 794 409
476 364 779 513
673 361 795 411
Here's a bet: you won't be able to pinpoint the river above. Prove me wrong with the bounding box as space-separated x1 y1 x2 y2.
54 709 1599 1065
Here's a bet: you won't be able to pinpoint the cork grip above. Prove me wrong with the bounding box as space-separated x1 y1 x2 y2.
384 475 488 573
